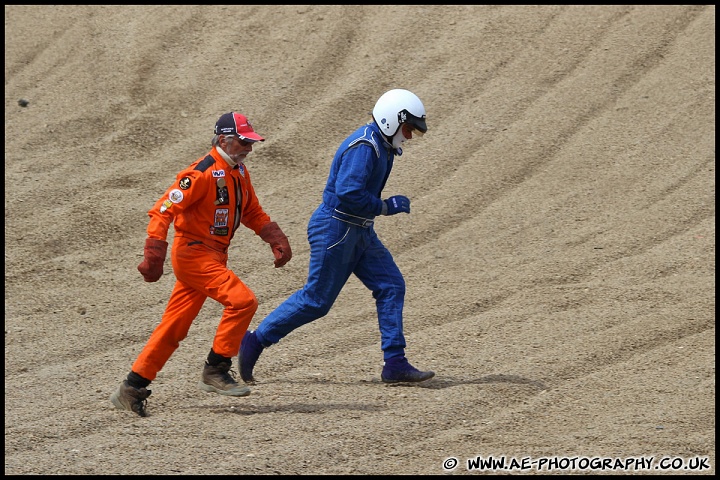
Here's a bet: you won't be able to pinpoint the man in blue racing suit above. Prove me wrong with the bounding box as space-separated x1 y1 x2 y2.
240 89 435 384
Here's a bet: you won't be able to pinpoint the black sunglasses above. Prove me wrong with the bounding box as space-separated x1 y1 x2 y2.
226 135 252 147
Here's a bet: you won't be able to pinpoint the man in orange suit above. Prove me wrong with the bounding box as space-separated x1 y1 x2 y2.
111 112 292 417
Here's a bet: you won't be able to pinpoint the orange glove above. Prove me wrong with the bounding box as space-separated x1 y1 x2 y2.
259 222 292 268
137 238 168 282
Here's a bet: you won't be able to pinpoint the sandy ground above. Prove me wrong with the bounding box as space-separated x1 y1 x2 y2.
4 5 715 475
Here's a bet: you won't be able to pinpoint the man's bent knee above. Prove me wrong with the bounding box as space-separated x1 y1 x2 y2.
228 293 258 313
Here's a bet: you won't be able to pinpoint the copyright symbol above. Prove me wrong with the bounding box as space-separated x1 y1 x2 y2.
443 457 459 471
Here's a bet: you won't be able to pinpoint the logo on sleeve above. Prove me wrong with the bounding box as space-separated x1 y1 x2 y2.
169 189 184 203
159 199 173 213
179 177 192 190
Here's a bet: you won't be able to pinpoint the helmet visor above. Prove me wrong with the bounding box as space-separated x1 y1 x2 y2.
400 109 427 135
402 123 425 138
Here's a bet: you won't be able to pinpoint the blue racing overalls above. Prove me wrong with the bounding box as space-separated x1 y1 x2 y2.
254 121 408 359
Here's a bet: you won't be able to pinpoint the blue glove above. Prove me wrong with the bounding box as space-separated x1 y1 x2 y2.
382 195 411 215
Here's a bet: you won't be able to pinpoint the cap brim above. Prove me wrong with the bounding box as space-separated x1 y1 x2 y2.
238 132 265 142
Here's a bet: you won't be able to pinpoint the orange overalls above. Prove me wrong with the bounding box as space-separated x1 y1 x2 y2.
131 146 271 381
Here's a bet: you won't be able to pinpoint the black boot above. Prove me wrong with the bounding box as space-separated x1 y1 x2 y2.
381 357 435 383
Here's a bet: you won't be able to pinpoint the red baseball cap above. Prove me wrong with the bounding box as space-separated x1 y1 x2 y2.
214 112 265 142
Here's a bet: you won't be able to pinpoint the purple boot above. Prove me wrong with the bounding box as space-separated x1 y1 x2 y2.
381 357 435 383
239 330 264 384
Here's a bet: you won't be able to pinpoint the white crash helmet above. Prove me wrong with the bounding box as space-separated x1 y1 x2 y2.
372 89 427 138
